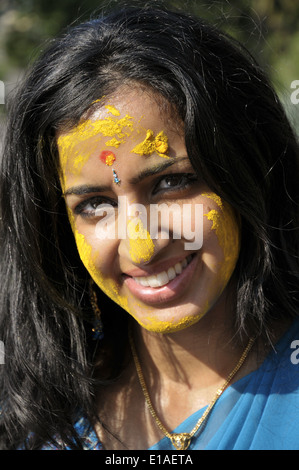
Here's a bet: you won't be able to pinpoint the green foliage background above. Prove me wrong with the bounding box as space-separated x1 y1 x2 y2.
1 0 299 129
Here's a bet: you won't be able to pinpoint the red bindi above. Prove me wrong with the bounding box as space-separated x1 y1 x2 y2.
99 150 116 166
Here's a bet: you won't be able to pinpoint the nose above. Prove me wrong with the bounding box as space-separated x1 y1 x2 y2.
118 225 174 267
117 201 173 266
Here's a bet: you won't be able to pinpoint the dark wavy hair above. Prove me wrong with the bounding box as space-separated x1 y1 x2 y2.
0 5 298 449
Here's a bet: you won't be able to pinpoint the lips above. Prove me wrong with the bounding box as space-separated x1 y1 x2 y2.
132 254 193 288
123 253 198 305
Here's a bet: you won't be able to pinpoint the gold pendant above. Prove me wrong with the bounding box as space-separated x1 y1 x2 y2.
170 433 192 450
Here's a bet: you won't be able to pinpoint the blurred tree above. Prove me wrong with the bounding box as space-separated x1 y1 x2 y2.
1 0 299 79
0 0 105 74
0 0 298 127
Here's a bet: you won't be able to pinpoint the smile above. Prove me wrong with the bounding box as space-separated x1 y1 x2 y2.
123 253 199 305
132 254 193 288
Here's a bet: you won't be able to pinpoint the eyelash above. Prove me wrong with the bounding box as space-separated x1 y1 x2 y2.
153 173 198 195
74 197 117 218
74 173 198 218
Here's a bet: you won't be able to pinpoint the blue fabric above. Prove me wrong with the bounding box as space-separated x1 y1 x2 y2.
150 318 299 450
41 317 299 450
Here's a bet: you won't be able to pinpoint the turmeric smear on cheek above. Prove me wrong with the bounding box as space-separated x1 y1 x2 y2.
203 193 240 286
73 230 129 312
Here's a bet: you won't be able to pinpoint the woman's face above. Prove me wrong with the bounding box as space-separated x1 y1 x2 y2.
58 87 240 334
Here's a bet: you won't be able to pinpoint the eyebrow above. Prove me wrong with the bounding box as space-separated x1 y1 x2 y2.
129 156 190 184
63 156 190 197
64 184 111 196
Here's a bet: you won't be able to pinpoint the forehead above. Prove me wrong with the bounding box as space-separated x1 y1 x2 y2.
57 88 185 181
91 87 177 127
58 87 181 145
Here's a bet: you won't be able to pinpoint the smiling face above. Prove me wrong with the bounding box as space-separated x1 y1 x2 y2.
58 87 240 334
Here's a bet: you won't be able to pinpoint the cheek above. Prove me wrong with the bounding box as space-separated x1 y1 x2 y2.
218 204 240 284
204 196 240 285
72 225 129 311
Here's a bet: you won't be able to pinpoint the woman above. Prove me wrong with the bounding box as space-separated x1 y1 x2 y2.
0 6 298 450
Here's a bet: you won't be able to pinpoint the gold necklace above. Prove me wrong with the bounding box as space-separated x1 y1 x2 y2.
129 327 255 451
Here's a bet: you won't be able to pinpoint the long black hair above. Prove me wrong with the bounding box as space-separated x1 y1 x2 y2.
0 5 298 449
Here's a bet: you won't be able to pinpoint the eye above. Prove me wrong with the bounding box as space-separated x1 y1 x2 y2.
153 173 198 194
74 196 117 218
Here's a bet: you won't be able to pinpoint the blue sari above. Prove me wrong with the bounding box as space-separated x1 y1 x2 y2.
42 317 299 450
150 318 299 450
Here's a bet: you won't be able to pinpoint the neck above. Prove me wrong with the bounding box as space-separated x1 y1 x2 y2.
131 303 250 392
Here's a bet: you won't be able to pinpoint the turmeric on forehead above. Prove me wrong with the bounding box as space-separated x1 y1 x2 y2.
58 103 172 181
57 111 134 174
74 113 134 140
132 129 169 158
105 104 121 116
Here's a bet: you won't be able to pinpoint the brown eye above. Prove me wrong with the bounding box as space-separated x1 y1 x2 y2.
153 173 197 194
74 197 117 218
164 175 183 186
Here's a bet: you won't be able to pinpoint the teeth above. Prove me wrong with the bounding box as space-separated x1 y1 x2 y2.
167 266 176 280
174 262 182 274
138 277 150 287
133 255 192 288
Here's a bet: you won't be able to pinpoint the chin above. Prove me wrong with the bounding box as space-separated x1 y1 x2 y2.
130 308 208 335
